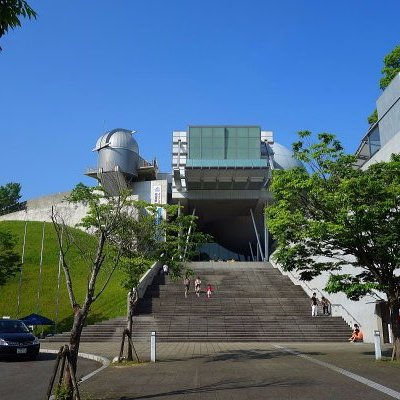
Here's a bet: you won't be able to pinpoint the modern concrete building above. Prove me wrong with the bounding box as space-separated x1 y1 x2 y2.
171 125 301 261
355 71 400 168
82 125 301 262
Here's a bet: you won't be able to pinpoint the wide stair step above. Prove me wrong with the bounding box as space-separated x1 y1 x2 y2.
44 261 351 343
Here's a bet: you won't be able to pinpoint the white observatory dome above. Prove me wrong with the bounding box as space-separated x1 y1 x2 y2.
94 129 139 153
94 128 140 176
268 142 303 170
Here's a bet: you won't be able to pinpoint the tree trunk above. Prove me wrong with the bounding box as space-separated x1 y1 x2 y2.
126 289 137 361
63 307 87 399
389 298 400 361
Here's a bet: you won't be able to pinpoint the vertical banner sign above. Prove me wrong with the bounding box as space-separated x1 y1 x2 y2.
153 185 162 204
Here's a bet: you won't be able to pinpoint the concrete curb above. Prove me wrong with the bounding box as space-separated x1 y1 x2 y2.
41 348 110 383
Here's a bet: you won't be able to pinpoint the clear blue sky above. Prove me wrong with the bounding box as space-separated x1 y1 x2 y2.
1 0 399 201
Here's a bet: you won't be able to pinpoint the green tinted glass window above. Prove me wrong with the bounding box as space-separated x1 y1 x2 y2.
236 137 248 147
213 127 224 137
237 127 248 137
190 147 201 158
225 127 237 138
202 127 213 137
237 148 249 158
226 146 236 158
213 147 224 159
249 127 260 138
188 126 261 160
190 127 201 138
248 148 260 158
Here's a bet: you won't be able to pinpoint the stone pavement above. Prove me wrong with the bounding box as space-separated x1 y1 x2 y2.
43 341 400 400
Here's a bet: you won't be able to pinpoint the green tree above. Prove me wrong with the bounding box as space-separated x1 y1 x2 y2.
0 182 21 215
368 44 400 125
116 201 161 361
380 45 400 90
367 109 378 126
159 204 212 276
267 131 400 360
0 0 37 50
118 203 212 360
52 183 142 397
0 229 20 286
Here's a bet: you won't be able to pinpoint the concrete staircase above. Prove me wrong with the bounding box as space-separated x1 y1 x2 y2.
45 262 351 343
130 262 350 342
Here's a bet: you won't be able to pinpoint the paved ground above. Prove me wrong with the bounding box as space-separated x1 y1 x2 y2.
41 341 400 400
0 352 100 400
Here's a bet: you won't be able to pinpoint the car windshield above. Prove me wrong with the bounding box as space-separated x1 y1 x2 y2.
0 320 30 333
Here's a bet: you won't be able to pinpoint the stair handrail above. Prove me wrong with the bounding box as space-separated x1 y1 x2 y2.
330 303 361 327
269 257 360 327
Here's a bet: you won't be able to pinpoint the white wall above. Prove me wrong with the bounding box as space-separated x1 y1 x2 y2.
0 192 88 227
270 256 383 343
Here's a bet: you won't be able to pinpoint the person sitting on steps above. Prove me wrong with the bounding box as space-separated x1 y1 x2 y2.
348 324 363 342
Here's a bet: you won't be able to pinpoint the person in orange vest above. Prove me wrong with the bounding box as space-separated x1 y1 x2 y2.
349 324 363 342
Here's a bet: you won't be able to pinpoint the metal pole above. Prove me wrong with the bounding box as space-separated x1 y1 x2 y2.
36 221 46 313
17 218 28 317
183 208 196 261
250 208 264 261
150 331 156 362
249 242 255 262
264 201 269 262
374 330 382 360
54 226 64 333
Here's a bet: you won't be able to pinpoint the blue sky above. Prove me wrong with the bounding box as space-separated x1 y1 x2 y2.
1 0 399 201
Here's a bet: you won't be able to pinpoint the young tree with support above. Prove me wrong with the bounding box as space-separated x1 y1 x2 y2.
119 203 212 361
51 183 142 397
116 201 161 362
267 131 400 360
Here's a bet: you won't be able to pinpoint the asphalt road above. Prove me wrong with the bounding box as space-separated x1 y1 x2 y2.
0 351 101 400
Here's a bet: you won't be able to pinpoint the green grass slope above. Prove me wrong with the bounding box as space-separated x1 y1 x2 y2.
0 221 127 333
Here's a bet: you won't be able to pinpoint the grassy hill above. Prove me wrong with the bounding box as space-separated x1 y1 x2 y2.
0 221 127 333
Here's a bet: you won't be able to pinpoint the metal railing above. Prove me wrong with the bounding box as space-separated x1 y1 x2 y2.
269 257 361 327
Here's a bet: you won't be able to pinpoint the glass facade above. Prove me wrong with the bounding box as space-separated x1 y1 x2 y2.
188 126 261 161
368 125 381 157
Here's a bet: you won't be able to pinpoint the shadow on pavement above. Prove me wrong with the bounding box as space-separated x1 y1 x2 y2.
114 377 316 400
207 349 325 362
0 352 56 363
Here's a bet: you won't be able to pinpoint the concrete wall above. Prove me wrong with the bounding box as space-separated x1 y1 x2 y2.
0 192 88 227
377 72 400 146
136 260 163 299
270 256 384 343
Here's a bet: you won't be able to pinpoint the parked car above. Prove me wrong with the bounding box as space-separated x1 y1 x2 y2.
0 319 40 360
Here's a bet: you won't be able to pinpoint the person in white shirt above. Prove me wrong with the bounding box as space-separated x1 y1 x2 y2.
194 276 201 297
162 264 169 275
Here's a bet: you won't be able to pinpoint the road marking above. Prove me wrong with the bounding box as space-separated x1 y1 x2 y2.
41 349 110 383
273 344 400 399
